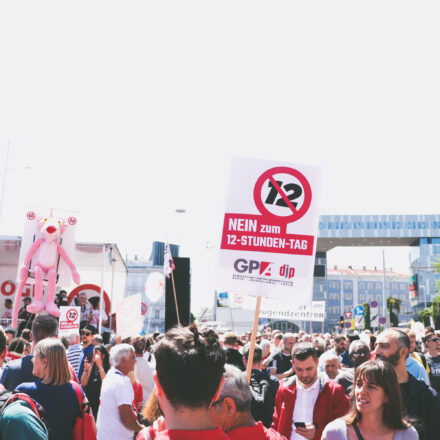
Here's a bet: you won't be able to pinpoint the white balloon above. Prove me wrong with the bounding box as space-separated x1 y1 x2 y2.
144 272 165 303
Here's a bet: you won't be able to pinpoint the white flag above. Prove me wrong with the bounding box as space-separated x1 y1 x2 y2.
164 242 175 279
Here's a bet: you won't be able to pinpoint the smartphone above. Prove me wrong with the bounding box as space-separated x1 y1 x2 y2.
294 422 306 428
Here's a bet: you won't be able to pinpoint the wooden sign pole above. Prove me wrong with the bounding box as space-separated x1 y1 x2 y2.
246 295 262 383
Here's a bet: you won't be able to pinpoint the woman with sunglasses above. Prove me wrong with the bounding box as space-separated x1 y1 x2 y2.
322 360 418 440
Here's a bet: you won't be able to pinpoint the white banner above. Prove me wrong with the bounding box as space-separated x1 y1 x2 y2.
59 306 81 335
116 294 142 339
217 158 322 302
217 292 326 322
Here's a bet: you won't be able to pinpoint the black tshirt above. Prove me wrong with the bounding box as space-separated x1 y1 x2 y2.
426 354 440 394
399 381 410 409
269 351 292 374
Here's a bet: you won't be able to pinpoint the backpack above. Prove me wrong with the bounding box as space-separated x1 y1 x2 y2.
249 372 276 428
0 390 52 439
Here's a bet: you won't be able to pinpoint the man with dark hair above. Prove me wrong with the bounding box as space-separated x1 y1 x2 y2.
223 332 245 371
141 325 228 440
375 328 440 440
0 315 59 390
423 332 440 393
242 344 278 428
271 342 350 440
335 339 370 395
77 324 96 380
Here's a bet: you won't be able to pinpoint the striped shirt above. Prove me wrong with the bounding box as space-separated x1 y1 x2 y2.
66 344 82 375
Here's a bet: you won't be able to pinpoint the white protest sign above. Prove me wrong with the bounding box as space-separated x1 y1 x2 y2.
116 294 142 339
217 158 322 302
59 306 81 335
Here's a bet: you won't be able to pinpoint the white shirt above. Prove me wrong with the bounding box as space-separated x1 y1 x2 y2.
290 378 320 440
96 368 135 440
134 356 155 403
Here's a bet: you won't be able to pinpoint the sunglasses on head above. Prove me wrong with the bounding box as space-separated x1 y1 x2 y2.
81 331 92 336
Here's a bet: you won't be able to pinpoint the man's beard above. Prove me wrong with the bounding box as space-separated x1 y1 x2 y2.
375 351 400 367
335 346 345 355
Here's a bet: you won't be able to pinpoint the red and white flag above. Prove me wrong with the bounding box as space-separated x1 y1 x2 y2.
164 242 175 278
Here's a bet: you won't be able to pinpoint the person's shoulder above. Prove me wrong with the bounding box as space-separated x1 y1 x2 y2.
3 356 25 370
322 418 347 438
16 381 38 392
263 424 287 440
408 372 437 396
396 425 419 440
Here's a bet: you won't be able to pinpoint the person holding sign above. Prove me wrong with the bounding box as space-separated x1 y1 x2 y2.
271 343 350 440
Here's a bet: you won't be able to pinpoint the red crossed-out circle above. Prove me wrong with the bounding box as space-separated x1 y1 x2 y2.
253 166 312 223
68 216 77 226
66 308 79 322
26 211 36 221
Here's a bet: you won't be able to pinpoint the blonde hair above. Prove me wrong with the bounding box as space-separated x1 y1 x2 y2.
34 338 71 386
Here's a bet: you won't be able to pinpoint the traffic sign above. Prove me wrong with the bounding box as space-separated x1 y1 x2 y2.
344 321 351 328
354 306 365 316
344 311 352 320
370 300 378 308
253 167 312 223
141 302 147 316
379 316 387 326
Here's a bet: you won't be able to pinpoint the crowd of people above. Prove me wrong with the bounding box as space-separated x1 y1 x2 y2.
0 307 438 439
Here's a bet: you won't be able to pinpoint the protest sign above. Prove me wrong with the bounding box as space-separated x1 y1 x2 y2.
59 306 81 335
116 294 142 339
217 158 322 302
217 158 322 380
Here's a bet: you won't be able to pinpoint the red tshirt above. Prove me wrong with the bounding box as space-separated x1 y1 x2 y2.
155 428 229 440
227 422 287 440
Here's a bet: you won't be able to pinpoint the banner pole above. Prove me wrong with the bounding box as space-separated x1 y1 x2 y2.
246 295 262 383
170 271 181 325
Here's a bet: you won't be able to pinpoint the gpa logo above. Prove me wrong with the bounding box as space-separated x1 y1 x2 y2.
233 259 273 276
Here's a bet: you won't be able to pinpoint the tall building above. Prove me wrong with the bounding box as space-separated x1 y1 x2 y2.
326 267 410 331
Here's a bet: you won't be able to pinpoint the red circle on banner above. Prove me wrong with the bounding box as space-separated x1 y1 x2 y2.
253 166 312 223
66 308 79 322
26 211 36 221
68 284 111 316
68 217 77 226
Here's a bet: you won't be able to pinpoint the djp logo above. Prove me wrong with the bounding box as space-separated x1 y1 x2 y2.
233 259 273 276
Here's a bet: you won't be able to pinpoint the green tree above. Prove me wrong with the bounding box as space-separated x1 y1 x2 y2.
387 297 402 327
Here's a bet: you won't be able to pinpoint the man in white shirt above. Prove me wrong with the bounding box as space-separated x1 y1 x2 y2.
132 337 154 404
271 343 350 440
96 344 144 440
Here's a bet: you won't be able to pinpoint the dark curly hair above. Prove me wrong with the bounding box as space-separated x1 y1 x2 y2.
154 325 225 409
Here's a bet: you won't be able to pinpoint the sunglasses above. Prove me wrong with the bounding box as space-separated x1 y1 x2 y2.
81 331 92 336
428 338 440 343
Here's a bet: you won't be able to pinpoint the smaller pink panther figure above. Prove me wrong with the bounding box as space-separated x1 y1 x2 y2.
11 216 80 328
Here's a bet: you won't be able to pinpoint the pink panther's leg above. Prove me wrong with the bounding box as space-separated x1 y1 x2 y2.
27 265 45 314
44 268 60 317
